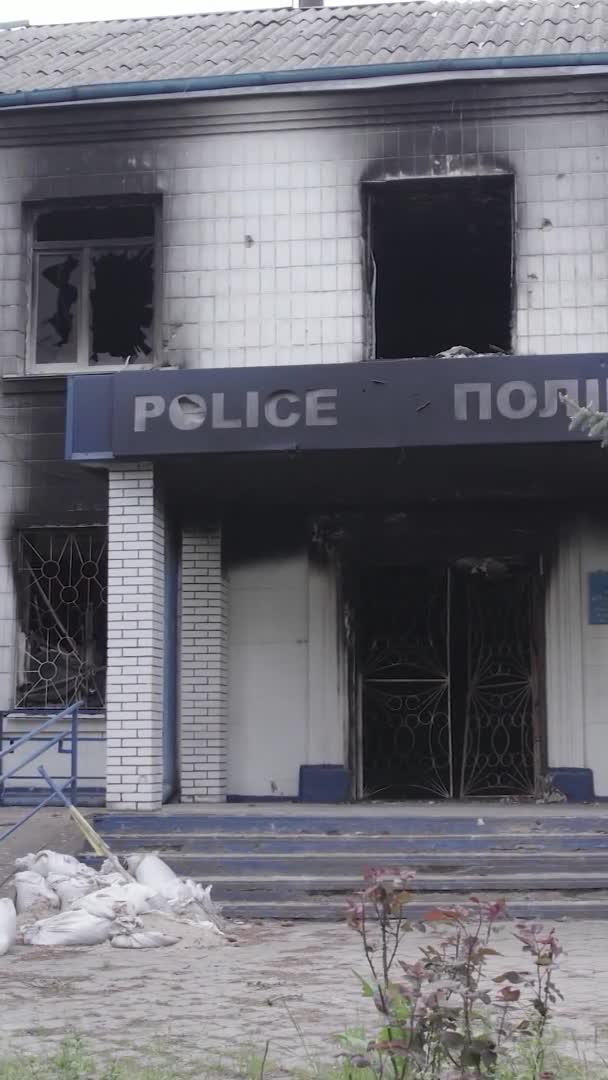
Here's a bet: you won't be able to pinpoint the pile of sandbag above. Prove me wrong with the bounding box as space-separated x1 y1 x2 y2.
0 898 16 956
2 849 227 952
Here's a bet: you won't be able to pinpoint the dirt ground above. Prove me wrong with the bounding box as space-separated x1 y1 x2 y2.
1 809 607 1075
2 917 608 1075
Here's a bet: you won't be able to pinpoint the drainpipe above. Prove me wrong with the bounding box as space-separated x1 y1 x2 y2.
1 52 608 109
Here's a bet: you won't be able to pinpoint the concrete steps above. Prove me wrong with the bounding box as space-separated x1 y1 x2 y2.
219 895 608 921
90 809 608 920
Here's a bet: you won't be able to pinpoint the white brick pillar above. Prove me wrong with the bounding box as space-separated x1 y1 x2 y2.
180 524 228 802
106 463 165 811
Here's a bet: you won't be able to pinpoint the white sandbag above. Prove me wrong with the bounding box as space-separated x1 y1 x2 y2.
14 871 60 914
14 853 38 872
99 869 131 887
99 856 132 881
16 902 57 930
23 850 94 880
159 877 224 929
127 853 177 888
23 909 113 947
48 873 98 910
76 882 155 919
157 878 192 904
193 882 224 926
0 898 17 956
110 930 179 949
76 894 120 920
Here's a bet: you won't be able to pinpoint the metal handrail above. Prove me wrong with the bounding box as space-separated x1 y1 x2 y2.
0 702 81 843
0 707 76 761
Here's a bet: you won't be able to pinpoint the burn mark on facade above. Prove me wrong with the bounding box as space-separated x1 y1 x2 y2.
4 381 107 713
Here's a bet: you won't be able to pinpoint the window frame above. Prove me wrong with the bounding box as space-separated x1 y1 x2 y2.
26 199 162 375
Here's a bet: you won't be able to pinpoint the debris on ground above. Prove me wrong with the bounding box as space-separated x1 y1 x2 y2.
7 848 228 952
436 344 508 357
436 344 478 357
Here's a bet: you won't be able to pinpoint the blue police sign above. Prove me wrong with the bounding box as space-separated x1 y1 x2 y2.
65 354 608 461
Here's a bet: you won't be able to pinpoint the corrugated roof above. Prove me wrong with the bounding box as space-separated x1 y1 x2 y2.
0 0 607 97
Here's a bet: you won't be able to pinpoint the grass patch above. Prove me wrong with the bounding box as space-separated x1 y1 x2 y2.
0 1032 604 1080
0 1034 282 1080
0 1035 204 1080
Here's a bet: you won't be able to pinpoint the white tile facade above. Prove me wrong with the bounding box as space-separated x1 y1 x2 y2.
180 525 228 802
0 84 606 386
0 78 607 799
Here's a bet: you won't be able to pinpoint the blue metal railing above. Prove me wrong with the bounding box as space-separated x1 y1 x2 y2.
0 703 81 843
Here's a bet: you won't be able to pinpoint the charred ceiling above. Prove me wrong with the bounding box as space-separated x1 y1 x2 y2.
158 442 608 511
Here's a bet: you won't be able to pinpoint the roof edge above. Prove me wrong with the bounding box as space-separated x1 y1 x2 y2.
2 52 608 109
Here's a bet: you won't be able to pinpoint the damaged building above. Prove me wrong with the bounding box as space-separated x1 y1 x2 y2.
1 0 608 810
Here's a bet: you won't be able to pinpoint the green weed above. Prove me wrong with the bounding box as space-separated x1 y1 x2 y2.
0 1035 196 1080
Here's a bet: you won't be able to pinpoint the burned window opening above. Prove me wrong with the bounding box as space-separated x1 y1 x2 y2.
369 175 514 360
16 530 107 710
32 202 156 369
90 247 154 362
36 204 155 242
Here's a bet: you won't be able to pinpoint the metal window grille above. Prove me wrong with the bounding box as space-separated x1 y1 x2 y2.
16 529 107 709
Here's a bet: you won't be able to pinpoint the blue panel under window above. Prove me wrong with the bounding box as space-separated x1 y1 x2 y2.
589 571 608 625
65 374 114 460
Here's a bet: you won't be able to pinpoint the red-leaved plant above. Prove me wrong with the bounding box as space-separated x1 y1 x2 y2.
339 867 563 1079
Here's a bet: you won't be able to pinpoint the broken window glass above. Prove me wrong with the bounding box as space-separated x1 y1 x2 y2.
35 253 80 365
16 530 107 709
32 202 156 368
90 246 154 364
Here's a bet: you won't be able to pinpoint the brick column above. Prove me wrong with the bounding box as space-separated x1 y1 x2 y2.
179 524 228 802
105 463 165 811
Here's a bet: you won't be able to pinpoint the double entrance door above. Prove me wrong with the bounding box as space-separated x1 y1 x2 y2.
361 561 543 800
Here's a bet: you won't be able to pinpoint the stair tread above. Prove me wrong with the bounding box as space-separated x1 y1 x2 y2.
198 870 608 879
101 848 608 858
95 820 608 835
97 829 608 836
226 895 608 906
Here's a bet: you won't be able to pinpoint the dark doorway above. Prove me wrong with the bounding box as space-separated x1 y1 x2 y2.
368 174 514 359
360 558 542 799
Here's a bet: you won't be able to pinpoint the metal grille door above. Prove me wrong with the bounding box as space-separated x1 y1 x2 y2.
459 570 537 798
362 569 452 799
361 563 539 800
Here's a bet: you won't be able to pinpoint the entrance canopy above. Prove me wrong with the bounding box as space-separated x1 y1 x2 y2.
65 354 608 462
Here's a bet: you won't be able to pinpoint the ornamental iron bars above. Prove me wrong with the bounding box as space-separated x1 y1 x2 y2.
16 530 107 709
361 562 539 799
362 569 452 799
459 571 537 798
